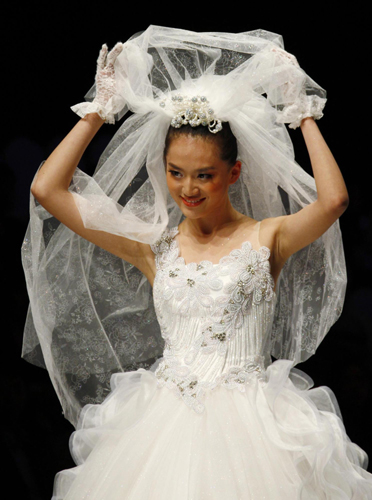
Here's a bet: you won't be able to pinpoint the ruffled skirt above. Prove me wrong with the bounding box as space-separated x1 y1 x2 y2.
52 359 372 499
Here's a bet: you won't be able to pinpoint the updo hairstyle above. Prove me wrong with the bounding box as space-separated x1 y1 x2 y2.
163 122 238 168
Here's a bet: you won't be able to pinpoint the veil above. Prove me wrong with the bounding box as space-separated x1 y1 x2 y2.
21 26 346 427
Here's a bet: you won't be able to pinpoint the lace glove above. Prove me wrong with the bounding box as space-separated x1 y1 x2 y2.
71 43 125 124
269 47 326 130
276 93 326 129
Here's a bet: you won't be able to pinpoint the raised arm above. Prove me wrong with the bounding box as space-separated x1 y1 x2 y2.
31 45 155 282
276 118 349 262
273 117 349 263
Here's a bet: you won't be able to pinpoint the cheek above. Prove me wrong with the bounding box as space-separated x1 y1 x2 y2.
206 178 228 194
207 181 224 192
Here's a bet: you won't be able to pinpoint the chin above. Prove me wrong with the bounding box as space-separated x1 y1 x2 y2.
180 207 212 221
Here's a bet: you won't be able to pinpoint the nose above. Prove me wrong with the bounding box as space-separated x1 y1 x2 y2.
182 177 200 198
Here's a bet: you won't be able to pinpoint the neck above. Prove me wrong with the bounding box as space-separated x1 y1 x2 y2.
181 198 246 238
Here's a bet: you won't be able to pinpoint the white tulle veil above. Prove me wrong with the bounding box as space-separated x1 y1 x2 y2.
21 26 346 426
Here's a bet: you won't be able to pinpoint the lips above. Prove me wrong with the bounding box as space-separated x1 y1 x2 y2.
181 197 206 207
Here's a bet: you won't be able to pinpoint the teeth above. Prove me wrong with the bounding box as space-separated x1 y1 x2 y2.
184 198 203 203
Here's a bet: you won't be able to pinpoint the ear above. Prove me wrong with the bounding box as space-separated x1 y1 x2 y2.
228 161 242 185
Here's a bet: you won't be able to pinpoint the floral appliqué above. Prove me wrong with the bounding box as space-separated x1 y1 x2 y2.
162 261 223 315
185 241 275 364
151 227 276 413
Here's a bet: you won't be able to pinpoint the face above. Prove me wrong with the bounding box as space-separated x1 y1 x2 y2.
165 135 241 219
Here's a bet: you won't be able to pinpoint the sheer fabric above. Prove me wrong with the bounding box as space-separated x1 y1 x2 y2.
21 26 346 427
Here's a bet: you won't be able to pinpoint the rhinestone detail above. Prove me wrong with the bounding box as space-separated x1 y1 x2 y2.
159 94 223 134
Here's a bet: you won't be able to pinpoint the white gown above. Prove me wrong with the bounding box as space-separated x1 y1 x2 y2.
52 223 372 499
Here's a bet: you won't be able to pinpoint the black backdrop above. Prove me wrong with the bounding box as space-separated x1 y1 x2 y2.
3 3 372 498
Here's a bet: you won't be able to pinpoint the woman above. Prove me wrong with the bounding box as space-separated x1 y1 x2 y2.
22 26 372 498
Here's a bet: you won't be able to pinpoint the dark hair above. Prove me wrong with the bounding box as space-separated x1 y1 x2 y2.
163 122 238 167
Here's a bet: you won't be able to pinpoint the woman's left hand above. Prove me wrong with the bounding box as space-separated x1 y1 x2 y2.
269 46 327 129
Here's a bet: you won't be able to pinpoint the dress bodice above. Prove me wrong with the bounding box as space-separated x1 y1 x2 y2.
150 225 277 413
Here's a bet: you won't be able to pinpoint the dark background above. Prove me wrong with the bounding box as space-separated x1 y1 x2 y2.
3 3 372 499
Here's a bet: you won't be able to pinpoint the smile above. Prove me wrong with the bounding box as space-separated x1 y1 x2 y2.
181 197 206 207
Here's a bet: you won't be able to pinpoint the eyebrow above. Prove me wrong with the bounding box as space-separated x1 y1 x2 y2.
168 163 217 172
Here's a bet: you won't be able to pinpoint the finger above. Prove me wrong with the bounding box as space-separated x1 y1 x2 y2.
107 42 123 66
97 44 108 70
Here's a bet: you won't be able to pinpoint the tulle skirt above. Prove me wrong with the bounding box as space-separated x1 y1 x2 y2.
52 359 372 499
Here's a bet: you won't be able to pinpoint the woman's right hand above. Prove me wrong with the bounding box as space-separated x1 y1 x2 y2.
71 43 125 124
92 43 123 112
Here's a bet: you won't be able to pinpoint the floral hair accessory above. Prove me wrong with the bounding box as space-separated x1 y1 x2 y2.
159 94 223 133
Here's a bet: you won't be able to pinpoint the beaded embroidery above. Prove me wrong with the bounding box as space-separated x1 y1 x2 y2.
151 227 276 413
159 94 223 134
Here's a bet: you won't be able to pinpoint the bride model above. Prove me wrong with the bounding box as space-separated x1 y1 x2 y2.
22 26 372 498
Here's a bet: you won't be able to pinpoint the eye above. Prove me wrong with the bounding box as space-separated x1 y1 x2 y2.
168 170 182 177
167 170 213 180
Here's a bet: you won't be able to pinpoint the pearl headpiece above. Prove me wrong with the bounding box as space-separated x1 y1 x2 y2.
159 94 223 134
